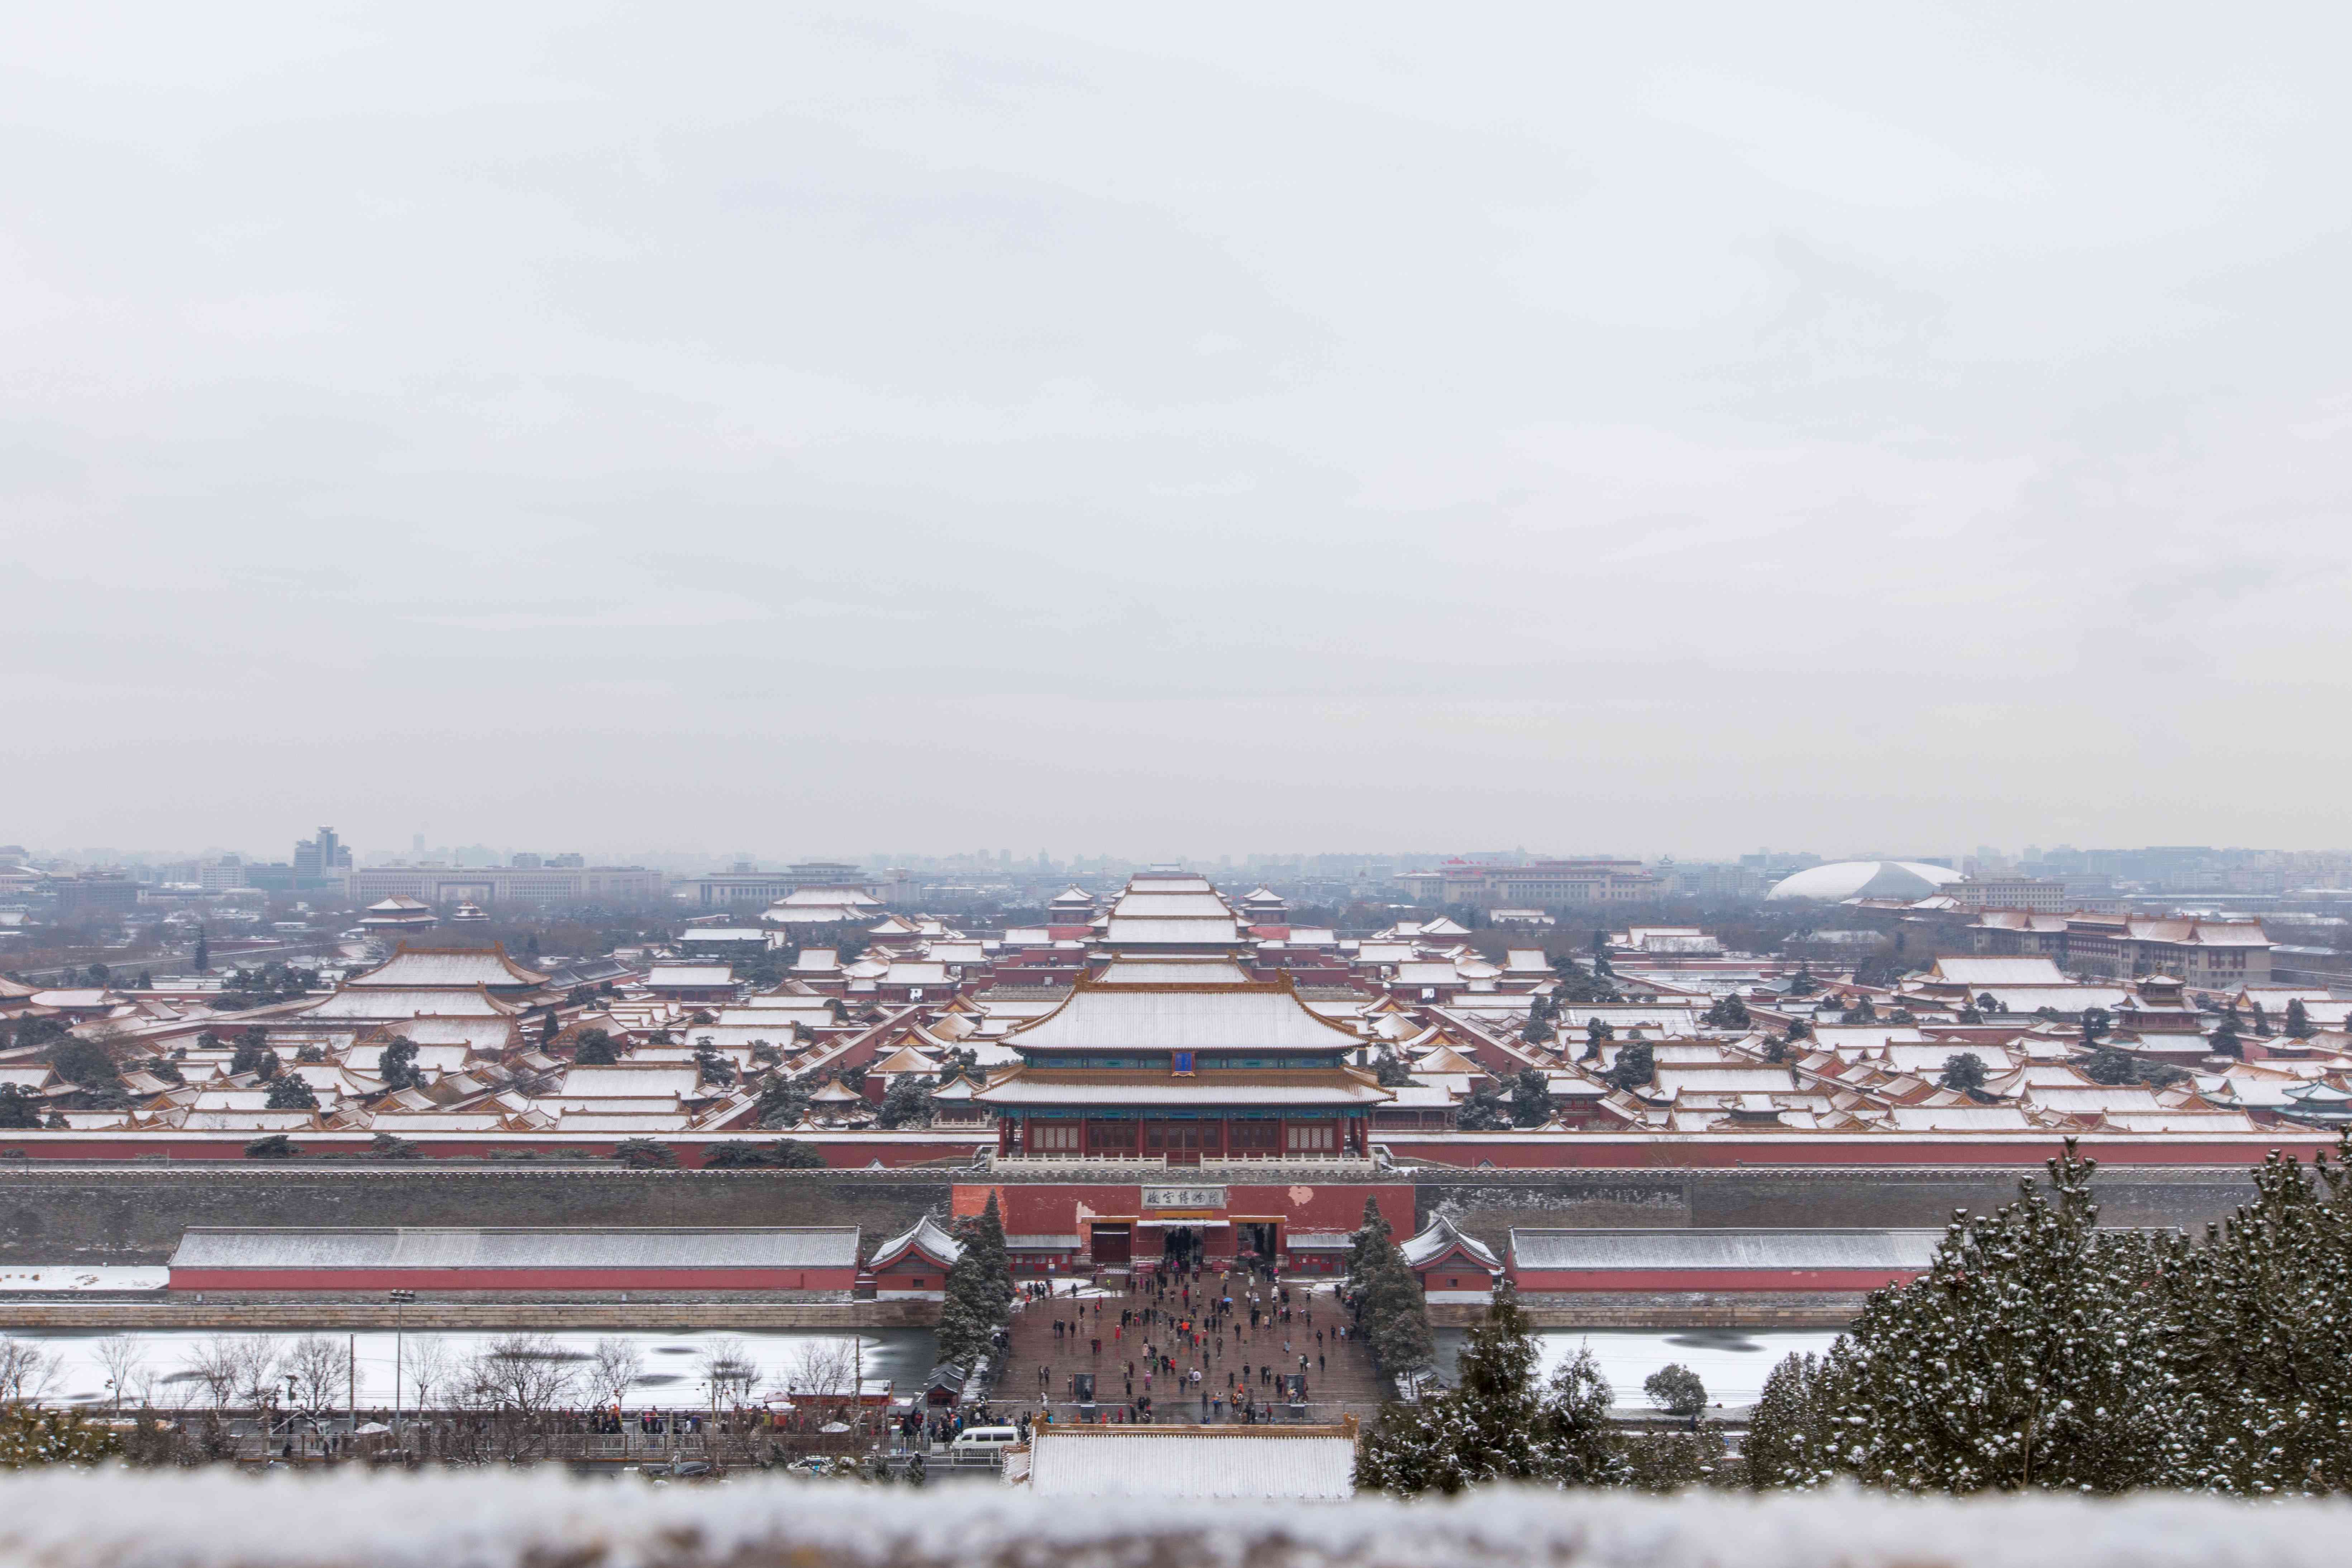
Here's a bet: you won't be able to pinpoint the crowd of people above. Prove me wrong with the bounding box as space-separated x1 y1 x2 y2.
1017 1259 1358 1424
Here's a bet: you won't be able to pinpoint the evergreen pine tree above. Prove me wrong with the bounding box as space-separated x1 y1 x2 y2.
1346 1196 1393 1294
878 1073 936 1128
936 1194 1014 1369
966 1191 1013 1321
1454 1083 1511 1130
264 1073 319 1110
757 1075 811 1128
1509 1067 1553 1127
229 1030 277 1081
1702 994 1751 1029
377 1035 420 1090
1623 1424 1732 1492
1369 1248 1436 1379
2285 998 2315 1039
1357 1281 1548 1495
1602 1042 1653 1093
1744 1352 1841 1488
1347 1198 1434 1384
193 929 209 973
1938 1052 1988 1094
1816 1140 2181 1492
1643 1363 1707 1415
2160 1134 2352 1493
1538 1345 1628 1486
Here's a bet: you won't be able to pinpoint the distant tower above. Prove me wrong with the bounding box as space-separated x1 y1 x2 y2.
294 826 347 887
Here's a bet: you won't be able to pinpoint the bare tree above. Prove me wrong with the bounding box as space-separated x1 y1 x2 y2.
92 1334 151 1412
781 1338 857 1402
462 1335 580 1460
588 1338 644 1409
283 1334 351 1423
702 1335 761 1407
0 1335 62 1403
405 1335 454 1414
179 1338 244 1412
225 1337 286 1413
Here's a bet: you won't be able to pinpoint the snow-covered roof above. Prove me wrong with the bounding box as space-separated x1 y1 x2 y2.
1399 1215 1499 1271
1509 1228 1943 1272
1093 958 1256 986
169 1227 859 1272
648 964 735 988
301 988 516 1021
349 947 549 989
1007 981 1363 1052
974 1074 1387 1107
1099 917 1245 945
870 1215 962 1270
1926 958 2070 987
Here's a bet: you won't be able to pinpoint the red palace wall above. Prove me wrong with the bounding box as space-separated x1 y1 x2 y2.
952 1180 1414 1268
869 1256 950 1292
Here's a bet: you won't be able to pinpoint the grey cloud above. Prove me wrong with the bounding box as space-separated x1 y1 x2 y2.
4 3 2352 858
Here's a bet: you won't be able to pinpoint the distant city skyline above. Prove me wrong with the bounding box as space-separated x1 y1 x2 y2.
17 833 2352 878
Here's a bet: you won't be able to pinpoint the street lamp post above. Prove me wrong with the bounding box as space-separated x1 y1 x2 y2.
389 1289 416 1449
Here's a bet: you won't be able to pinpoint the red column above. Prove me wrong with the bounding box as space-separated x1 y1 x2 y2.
998 1118 1012 1155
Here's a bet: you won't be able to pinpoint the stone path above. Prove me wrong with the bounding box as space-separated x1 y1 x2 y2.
984 1273 1386 1425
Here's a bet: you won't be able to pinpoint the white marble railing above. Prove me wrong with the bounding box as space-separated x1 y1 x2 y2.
986 1152 1376 1175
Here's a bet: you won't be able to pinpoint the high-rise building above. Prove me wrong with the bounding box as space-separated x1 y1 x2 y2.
294 827 352 888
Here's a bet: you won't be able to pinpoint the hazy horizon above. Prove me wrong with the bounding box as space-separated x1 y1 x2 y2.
9 4 2350 856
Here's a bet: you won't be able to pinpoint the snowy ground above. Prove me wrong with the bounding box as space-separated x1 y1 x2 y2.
1432 1329 1843 1408
0 1266 167 1292
3 1320 1830 1411
0 1328 939 1410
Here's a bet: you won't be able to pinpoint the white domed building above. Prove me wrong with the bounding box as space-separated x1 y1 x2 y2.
1765 860 1964 902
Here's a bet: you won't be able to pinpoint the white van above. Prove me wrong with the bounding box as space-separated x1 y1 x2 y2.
950 1426 1021 1459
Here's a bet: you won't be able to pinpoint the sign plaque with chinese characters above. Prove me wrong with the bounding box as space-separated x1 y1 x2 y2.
1142 1185 1227 1211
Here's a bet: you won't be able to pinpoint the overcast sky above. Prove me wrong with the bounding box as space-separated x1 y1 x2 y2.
6 3 2349 864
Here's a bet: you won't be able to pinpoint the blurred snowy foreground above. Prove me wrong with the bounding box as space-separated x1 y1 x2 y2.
2 1472 2349 1568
